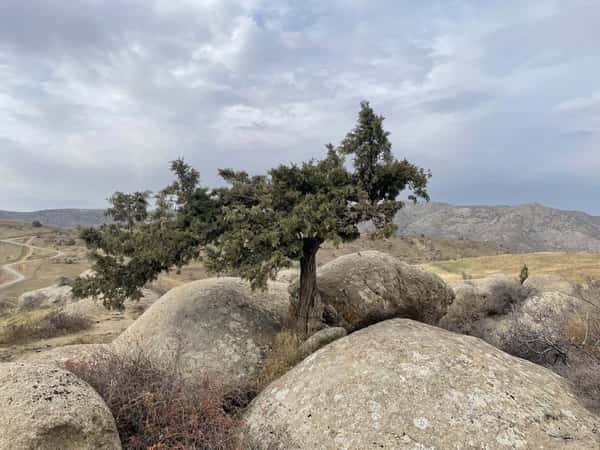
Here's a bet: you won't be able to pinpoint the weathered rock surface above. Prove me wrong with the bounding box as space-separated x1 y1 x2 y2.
112 277 288 385
18 282 159 319
507 291 598 351
20 344 111 368
0 362 121 450
297 251 454 331
244 319 600 450
440 279 600 410
296 327 346 359
523 273 577 296
18 285 73 310
61 288 159 318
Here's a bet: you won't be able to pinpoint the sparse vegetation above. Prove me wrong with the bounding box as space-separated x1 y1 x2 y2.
254 330 304 391
0 309 93 345
487 280 533 316
65 349 245 450
31 220 43 228
441 278 533 335
421 252 600 283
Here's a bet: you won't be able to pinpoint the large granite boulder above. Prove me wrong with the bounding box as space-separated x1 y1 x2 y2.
0 362 121 450
243 319 599 449
112 277 288 385
292 251 454 331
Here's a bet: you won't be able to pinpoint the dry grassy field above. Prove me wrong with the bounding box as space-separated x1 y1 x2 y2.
151 235 505 292
0 220 55 238
421 252 600 282
0 223 88 308
0 242 26 265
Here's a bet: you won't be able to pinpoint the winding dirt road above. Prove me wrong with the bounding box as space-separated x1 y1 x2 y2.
0 237 63 290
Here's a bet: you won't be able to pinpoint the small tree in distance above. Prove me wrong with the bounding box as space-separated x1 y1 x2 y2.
73 102 431 336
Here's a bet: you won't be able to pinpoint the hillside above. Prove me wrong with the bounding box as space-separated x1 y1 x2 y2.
0 209 109 228
393 202 600 252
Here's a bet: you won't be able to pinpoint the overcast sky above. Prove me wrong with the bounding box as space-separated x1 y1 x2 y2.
1 1 599 214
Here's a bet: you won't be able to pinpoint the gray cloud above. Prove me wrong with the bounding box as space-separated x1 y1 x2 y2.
0 0 599 214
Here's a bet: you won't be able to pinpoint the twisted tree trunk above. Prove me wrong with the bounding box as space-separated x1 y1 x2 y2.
296 238 323 337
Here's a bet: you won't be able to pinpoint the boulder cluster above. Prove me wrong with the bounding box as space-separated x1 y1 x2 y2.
2 251 599 449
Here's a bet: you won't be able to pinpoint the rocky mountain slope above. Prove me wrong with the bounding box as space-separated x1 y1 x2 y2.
393 202 600 252
0 209 109 228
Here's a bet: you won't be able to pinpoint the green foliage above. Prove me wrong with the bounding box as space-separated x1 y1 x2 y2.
206 147 369 289
73 159 220 309
74 102 431 330
106 191 151 230
339 101 431 230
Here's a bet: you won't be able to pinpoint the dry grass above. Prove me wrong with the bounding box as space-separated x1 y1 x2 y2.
150 236 504 291
0 256 90 305
0 242 27 264
0 220 56 238
254 330 304 392
0 308 93 345
65 349 244 450
421 252 600 283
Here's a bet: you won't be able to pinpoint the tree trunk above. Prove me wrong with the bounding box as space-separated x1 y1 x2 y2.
296 239 323 337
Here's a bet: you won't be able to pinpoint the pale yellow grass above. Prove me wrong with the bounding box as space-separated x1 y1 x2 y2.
0 242 26 264
0 220 55 238
0 256 90 307
420 252 600 283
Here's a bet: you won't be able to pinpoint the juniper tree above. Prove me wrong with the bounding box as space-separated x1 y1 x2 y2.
207 146 369 335
207 102 430 335
72 160 220 308
73 102 431 336
339 101 431 233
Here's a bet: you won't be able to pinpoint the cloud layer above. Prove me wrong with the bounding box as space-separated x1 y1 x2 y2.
1 0 599 213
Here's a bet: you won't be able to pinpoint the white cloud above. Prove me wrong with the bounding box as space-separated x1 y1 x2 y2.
0 0 599 213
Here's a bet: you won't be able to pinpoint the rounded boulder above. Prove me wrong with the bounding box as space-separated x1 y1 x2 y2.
300 251 454 331
0 362 121 450
243 319 600 449
112 277 288 385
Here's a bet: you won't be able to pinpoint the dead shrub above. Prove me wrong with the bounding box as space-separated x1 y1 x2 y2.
0 310 93 345
65 349 244 450
501 304 600 412
487 280 533 316
441 279 533 335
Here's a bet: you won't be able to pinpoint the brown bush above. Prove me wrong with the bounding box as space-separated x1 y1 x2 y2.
0 310 93 345
487 280 533 316
441 279 533 336
501 303 600 412
65 349 245 450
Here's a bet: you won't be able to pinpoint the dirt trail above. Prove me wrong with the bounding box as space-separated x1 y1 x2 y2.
0 237 63 290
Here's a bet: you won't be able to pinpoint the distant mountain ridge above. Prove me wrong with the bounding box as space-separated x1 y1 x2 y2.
3 203 600 253
393 202 600 253
0 209 110 228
